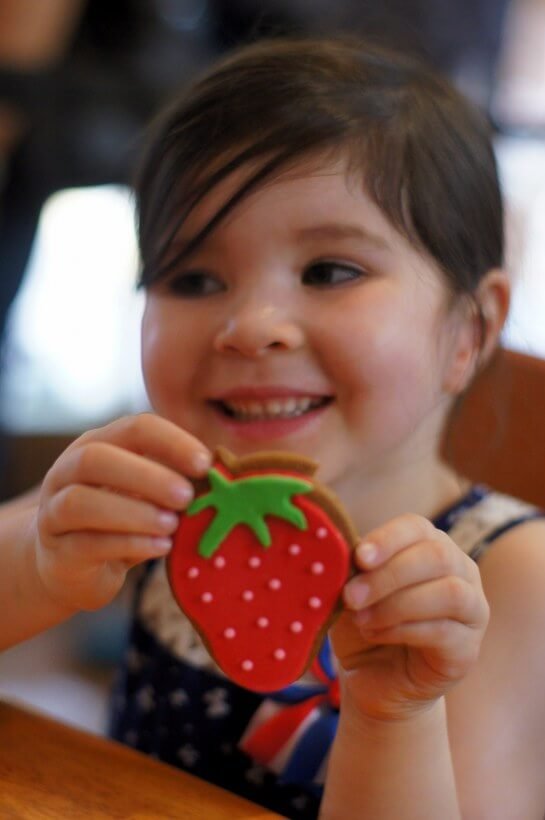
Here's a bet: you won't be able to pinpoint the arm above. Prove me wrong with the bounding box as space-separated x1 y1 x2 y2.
0 413 211 651
0 492 77 647
322 514 489 819
321 698 460 820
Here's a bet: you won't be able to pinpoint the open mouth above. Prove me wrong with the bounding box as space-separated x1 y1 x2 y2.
211 395 332 422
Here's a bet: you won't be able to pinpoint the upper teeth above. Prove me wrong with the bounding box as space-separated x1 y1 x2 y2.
223 397 323 419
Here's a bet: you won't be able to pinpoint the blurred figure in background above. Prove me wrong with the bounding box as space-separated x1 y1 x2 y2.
0 0 213 357
0 0 85 363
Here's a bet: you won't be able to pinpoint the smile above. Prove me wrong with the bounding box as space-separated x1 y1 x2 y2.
216 396 331 421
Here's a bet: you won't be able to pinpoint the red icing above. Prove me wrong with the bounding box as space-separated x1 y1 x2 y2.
168 492 351 691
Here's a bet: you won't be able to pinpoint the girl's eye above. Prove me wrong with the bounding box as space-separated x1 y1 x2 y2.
302 261 364 287
167 271 224 298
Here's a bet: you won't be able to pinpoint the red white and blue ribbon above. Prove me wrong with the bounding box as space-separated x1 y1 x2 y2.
239 638 339 789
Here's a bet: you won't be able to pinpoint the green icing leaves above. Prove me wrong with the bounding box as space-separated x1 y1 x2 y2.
186 468 312 558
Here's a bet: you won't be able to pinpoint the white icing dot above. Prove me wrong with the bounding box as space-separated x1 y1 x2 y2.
241 659 254 671
311 562 325 575
201 592 213 603
308 596 322 609
257 617 269 628
316 527 328 539
187 567 199 579
288 544 301 556
224 628 236 639
273 648 286 661
248 556 261 568
268 578 281 590
213 556 226 569
290 621 303 633
242 590 254 602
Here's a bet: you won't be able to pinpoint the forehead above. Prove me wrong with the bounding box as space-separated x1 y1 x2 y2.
178 151 402 248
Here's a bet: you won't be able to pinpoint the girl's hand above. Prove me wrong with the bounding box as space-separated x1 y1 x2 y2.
329 514 490 721
33 413 211 612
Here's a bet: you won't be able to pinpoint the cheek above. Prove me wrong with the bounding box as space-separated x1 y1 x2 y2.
323 296 446 409
141 301 195 416
141 319 172 413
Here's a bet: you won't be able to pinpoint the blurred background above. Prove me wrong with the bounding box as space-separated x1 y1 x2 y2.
0 0 544 735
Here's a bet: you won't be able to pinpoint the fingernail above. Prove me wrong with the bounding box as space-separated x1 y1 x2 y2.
158 511 179 531
345 582 370 610
152 537 172 554
171 482 193 504
193 450 212 473
357 542 378 566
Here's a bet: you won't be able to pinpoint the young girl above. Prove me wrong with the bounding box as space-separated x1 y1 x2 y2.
3 37 545 819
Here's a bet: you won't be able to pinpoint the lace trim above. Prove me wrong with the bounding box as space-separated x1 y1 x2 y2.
445 491 540 559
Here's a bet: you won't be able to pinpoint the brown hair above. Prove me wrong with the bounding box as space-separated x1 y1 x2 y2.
135 36 503 295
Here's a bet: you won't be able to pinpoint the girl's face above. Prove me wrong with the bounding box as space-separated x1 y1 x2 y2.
142 157 471 495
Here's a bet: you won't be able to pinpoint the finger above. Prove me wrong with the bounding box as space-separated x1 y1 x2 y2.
360 619 482 680
353 576 487 632
358 620 482 672
68 413 212 477
42 484 179 537
354 514 454 570
51 531 174 568
344 538 478 611
360 619 475 647
46 440 195 510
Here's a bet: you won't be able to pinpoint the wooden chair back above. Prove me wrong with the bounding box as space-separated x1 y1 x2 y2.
444 348 545 508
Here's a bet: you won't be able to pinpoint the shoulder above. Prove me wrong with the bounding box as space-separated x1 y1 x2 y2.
474 517 545 715
472 513 545 692
477 515 545 632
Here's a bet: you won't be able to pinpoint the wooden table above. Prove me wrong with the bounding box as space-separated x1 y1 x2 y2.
0 701 282 818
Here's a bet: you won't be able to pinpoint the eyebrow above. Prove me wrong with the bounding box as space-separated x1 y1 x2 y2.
294 223 391 249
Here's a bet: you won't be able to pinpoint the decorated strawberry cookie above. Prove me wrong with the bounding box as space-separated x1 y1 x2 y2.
167 447 359 692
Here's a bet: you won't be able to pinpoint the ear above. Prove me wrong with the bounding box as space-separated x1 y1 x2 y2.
443 268 511 395
475 268 511 365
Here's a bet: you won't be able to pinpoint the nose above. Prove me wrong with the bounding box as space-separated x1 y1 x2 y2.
213 301 304 358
